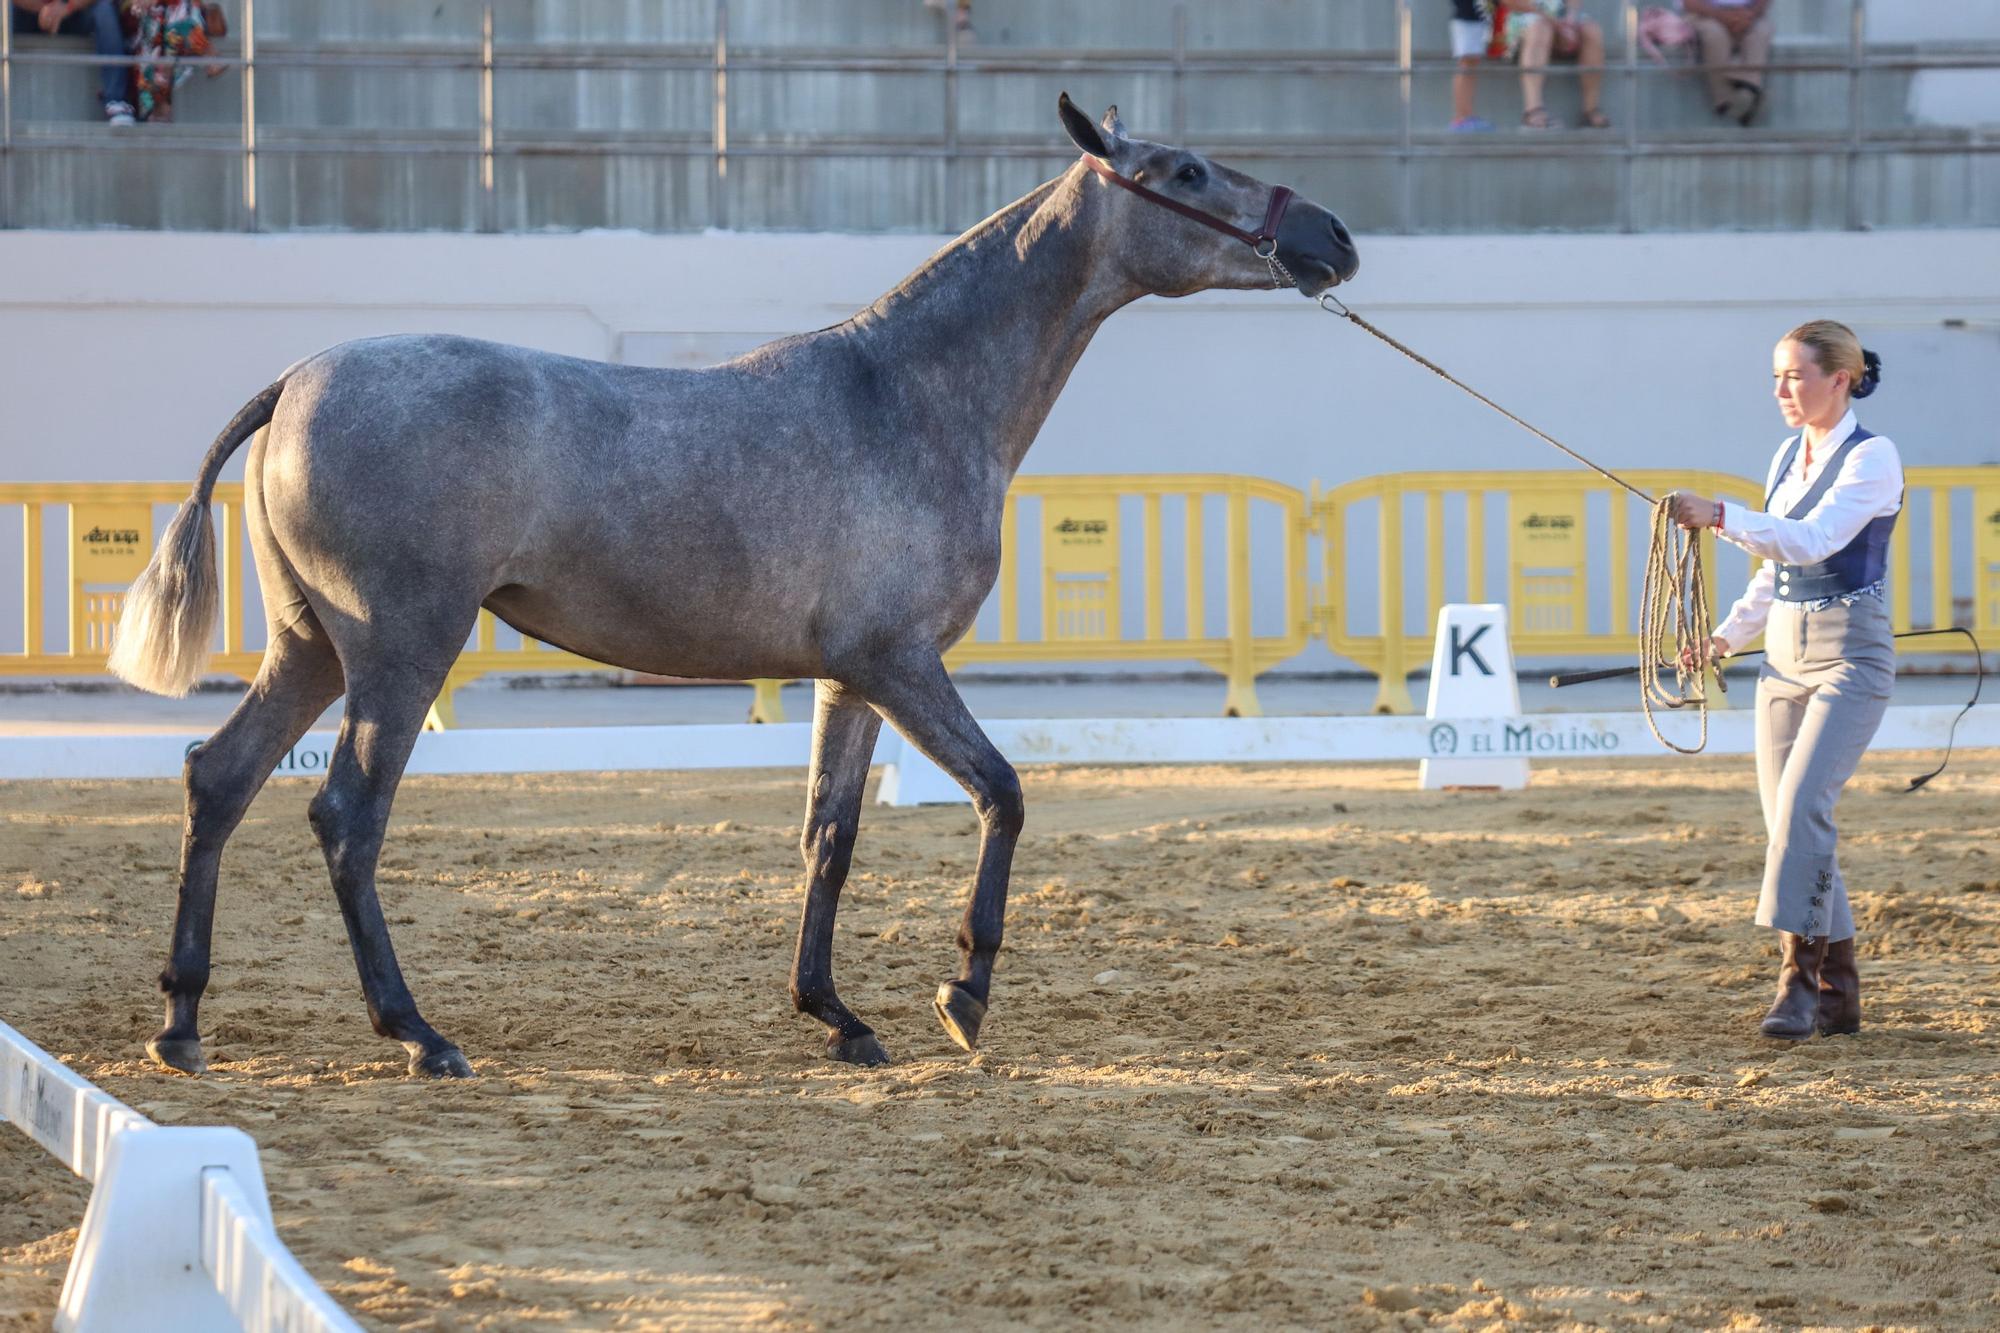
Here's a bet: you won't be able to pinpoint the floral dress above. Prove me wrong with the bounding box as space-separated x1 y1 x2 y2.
123 1 215 123
1496 0 1568 59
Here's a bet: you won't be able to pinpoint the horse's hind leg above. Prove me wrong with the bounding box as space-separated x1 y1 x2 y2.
308 654 474 1078
150 625 344 1074
790 680 886 1065
852 651 1023 1053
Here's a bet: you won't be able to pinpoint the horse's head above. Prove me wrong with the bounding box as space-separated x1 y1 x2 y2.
1058 92 1359 299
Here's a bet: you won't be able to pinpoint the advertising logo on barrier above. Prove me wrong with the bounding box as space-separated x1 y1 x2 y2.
1514 504 1580 551
1045 498 1118 572
13 1063 71 1154
70 503 154 583
1424 718 1623 756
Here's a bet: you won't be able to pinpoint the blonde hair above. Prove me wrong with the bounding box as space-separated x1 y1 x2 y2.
1781 319 1880 398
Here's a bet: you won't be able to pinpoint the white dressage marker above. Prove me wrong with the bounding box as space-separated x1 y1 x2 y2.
0 1020 361 1333
1420 604 1530 790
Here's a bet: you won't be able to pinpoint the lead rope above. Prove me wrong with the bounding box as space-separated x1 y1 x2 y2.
1636 502 1720 753
1315 293 1719 752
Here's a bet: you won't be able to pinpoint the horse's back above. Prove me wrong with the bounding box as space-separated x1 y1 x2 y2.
252 330 1000 676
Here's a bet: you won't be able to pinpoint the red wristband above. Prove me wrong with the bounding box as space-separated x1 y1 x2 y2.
1714 500 1725 530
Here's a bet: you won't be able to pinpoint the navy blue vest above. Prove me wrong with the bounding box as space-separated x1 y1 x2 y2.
1765 425 1898 602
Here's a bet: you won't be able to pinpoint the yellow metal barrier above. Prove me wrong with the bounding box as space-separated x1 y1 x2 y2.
2 481 615 731
1890 467 2000 642
3 472 1308 722
939 474 1310 718
6 467 1992 724
1311 466 1995 713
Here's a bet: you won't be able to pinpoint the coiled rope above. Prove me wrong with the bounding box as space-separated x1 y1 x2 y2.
1315 292 1719 752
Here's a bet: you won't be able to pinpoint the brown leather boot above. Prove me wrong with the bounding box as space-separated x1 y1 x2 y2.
1817 937 1861 1036
1759 931 1829 1040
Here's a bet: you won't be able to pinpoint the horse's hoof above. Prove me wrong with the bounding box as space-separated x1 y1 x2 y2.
146 1035 206 1076
933 981 987 1052
827 1031 892 1066
409 1045 475 1079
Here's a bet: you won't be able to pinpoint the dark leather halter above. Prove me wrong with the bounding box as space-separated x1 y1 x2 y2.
1081 153 1295 258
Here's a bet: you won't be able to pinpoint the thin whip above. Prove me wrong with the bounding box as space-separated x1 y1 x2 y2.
1316 293 1719 751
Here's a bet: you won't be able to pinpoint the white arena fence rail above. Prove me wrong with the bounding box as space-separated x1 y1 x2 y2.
0 1018 363 1333
0 706 1993 786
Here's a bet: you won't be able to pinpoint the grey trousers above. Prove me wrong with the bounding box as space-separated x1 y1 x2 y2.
1753 593 1895 941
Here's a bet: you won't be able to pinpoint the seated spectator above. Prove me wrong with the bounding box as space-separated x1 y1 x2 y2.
123 0 225 123
9 0 134 124
1502 1 1612 131
1683 0 1772 125
1449 0 1496 132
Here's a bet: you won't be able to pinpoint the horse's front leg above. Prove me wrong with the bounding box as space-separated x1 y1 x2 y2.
791 679 888 1064
855 652 1022 1053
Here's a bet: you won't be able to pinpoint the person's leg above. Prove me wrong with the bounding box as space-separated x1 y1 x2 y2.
1518 17 1553 124
1449 20 1489 126
1577 18 1608 125
1754 672 1806 847
62 0 130 109
1757 674 1888 940
1736 14 1774 93
1689 14 1735 111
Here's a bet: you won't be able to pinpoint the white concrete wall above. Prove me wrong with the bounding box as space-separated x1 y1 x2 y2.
3 226 1996 489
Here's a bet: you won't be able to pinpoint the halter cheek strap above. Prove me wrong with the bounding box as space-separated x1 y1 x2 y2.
1080 153 1294 253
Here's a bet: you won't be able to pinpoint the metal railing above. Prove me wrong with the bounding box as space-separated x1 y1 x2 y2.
1312 468 1771 713
8 465 1994 721
1313 466 2000 712
2 0 1995 234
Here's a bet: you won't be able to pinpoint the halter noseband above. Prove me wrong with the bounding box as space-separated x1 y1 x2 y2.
1080 153 1295 258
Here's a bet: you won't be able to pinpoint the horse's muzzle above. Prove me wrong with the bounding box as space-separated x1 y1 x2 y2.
1276 202 1359 294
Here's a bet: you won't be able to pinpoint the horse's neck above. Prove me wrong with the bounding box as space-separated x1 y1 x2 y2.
849 167 1138 477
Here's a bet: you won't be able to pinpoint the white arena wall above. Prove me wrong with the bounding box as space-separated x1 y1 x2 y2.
4 228 1997 488
1 225 1996 673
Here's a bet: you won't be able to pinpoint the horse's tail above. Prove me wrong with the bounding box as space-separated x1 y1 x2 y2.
108 380 287 697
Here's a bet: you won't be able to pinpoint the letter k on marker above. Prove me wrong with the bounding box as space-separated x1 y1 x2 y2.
1450 624 1493 676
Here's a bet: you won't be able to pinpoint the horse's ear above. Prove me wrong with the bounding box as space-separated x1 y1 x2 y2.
1058 91 1113 160
1100 105 1127 139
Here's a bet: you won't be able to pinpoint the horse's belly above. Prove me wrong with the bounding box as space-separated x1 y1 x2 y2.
483 582 824 680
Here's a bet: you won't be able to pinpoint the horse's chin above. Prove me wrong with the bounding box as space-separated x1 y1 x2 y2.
1293 262 1345 298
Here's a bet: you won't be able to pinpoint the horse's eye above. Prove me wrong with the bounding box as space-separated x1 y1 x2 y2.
1176 164 1203 185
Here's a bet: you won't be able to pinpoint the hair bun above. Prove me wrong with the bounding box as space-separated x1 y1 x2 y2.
1855 348 1883 399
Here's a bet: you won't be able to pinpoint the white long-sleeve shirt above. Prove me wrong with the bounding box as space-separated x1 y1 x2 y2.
1713 410 1904 653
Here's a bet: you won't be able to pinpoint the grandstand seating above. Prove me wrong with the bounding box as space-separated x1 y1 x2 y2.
3 0 1994 233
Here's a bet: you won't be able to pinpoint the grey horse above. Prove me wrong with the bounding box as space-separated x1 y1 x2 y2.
109 95 1359 1078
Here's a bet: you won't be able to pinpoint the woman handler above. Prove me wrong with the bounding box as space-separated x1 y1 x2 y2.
1670 320 1899 1040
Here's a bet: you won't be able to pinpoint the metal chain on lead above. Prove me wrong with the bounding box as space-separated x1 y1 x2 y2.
1257 239 1293 291
1314 291 1721 753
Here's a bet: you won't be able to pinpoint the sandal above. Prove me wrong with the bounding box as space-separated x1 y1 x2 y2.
1521 106 1558 131
1582 107 1611 130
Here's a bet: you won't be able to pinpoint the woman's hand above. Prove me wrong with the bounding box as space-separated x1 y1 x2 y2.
1669 491 1722 530
38 1 72 33
1678 635 1730 673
